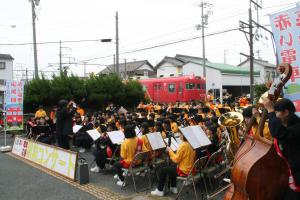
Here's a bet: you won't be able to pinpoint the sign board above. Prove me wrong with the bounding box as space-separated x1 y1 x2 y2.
12 137 77 180
270 5 300 115
4 81 24 130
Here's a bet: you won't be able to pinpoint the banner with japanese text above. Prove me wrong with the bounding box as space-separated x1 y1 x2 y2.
4 81 24 130
12 137 77 180
270 6 300 116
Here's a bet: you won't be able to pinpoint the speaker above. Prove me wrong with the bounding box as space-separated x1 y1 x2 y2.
77 159 89 185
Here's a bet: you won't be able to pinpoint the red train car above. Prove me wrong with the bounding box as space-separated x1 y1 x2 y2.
139 75 206 103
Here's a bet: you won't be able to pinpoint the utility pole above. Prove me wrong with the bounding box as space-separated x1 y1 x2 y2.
239 0 262 103
115 12 119 77
31 0 39 79
113 54 116 73
198 1 212 95
59 40 62 74
83 62 87 77
25 68 28 84
124 58 127 80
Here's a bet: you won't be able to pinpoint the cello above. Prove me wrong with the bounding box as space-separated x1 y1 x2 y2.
224 63 292 200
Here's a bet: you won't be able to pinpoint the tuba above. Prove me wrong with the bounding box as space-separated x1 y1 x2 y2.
218 112 244 163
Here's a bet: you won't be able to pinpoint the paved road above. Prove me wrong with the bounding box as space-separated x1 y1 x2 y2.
0 133 225 200
0 152 98 200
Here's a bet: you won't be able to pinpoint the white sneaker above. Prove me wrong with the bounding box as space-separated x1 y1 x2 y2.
170 187 178 194
79 148 86 153
123 171 131 177
150 188 164 197
116 180 126 187
90 166 100 173
113 174 120 180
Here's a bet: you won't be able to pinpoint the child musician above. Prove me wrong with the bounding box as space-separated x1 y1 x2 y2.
151 133 196 197
113 124 147 187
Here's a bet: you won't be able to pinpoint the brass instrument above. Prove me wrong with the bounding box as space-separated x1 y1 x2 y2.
218 112 244 163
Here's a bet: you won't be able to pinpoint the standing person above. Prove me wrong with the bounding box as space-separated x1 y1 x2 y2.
56 100 76 150
263 98 300 200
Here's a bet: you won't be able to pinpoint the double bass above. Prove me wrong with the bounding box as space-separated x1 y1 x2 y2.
224 63 292 200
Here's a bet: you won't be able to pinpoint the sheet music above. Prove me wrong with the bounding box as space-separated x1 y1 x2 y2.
146 132 166 150
73 125 83 134
107 130 125 144
135 126 142 137
164 137 179 151
179 125 211 149
87 129 101 141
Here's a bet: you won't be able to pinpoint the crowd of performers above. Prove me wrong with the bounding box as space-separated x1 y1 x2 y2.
25 96 300 199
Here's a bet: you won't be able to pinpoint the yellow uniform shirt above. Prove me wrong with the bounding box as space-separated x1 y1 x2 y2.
169 141 196 174
35 109 47 118
77 108 85 116
251 123 272 141
120 137 148 165
141 135 152 151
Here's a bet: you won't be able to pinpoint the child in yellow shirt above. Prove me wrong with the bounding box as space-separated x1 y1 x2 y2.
151 134 196 197
113 124 147 187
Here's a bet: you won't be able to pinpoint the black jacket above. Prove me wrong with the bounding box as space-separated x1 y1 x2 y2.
56 107 76 136
268 112 300 185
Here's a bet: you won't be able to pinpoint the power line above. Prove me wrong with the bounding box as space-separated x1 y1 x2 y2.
0 39 109 46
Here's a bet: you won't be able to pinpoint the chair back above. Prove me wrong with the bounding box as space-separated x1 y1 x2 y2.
205 147 224 168
130 151 150 168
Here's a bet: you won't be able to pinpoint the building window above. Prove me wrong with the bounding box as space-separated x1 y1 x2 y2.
0 62 5 69
144 71 149 76
0 79 5 85
272 71 276 79
168 84 175 93
170 74 174 77
159 75 164 77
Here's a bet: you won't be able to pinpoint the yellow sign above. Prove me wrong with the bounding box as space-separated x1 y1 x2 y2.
12 137 77 180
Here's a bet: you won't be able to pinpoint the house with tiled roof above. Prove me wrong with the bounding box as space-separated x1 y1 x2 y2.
99 60 155 80
238 58 277 83
0 54 14 105
155 54 261 100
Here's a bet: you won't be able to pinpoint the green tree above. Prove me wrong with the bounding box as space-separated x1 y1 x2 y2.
24 76 51 112
253 83 268 103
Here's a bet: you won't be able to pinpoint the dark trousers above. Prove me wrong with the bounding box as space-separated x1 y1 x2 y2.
113 162 124 181
93 149 107 169
284 188 300 200
75 134 93 149
157 166 177 191
57 134 70 150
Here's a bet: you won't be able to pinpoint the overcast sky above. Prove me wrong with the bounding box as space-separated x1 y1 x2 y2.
1 0 299 79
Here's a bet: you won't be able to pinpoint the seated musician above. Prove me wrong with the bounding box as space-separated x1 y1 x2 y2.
264 98 300 200
242 106 272 140
74 113 94 153
34 117 53 144
76 104 85 116
113 124 147 187
90 124 117 173
35 105 47 119
151 133 196 197
170 116 179 133
140 122 152 151
155 121 166 138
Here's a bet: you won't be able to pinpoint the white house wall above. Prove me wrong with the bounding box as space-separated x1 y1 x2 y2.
182 62 222 100
0 59 13 91
222 74 261 85
156 62 179 77
239 62 275 83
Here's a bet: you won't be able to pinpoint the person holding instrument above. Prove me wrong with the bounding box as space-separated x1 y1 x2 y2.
263 98 300 200
151 133 196 197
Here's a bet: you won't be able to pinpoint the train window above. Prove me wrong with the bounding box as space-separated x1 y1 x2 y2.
197 84 201 90
168 84 175 93
202 83 206 89
186 83 189 89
